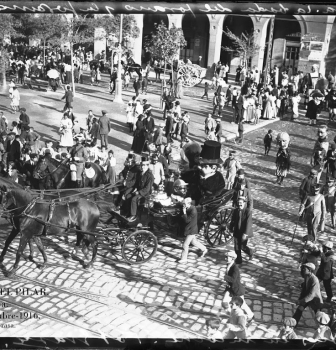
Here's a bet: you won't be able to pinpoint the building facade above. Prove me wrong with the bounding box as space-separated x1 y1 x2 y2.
95 14 335 78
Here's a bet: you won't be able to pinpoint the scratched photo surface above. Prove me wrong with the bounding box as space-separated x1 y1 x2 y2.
0 1 336 348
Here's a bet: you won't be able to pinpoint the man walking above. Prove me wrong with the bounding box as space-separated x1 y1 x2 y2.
229 196 254 264
99 110 111 148
299 184 326 241
299 169 318 203
292 262 323 325
179 197 207 263
61 85 73 112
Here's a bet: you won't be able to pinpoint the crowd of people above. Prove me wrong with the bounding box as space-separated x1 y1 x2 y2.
6 41 336 341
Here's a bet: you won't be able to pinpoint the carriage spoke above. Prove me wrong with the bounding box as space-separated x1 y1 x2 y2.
208 228 220 241
213 229 222 245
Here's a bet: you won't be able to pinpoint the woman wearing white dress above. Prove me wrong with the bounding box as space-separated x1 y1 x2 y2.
8 80 15 99
263 91 276 119
291 92 301 120
11 86 20 113
243 94 257 123
59 114 73 149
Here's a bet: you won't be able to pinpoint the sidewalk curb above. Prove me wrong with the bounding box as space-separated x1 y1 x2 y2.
222 118 279 142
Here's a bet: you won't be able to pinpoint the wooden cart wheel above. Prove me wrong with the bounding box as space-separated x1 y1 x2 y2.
177 64 202 88
122 230 157 264
204 206 234 246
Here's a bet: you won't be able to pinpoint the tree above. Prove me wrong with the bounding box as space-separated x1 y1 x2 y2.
0 14 22 87
20 14 64 67
221 28 261 69
46 14 98 96
98 14 140 60
144 21 187 91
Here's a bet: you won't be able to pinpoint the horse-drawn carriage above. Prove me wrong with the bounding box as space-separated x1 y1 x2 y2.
147 186 234 247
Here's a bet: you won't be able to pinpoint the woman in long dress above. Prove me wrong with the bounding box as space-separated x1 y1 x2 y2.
244 94 257 123
263 91 276 119
131 114 147 154
11 86 20 113
176 77 183 99
59 114 73 150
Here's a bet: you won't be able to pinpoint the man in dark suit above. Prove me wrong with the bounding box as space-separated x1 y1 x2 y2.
143 112 155 143
222 251 254 323
165 111 174 143
99 110 111 148
61 85 73 112
316 241 335 302
299 169 318 203
229 196 254 264
179 197 207 263
6 132 21 169
133 77 140 97
292 262 323 324
126 157 154 221
23 153 38 188
215 118 222 143
232 169 251 190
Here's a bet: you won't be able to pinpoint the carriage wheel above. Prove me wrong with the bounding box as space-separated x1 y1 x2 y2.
122 230 157 264
204 207 234 246
177 65 202 88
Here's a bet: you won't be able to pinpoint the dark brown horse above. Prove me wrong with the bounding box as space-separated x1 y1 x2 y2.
34 157 108 189
0 177 100 276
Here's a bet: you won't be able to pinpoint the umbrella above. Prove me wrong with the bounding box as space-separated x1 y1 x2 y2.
47 69 59 79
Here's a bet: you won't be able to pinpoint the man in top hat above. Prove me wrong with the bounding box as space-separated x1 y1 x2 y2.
224 150 241 190
99 110 111 148
196 140 225 204
299 169 318 203
292 262 323 325
229 196 254 264
299 184 326 242
19 107 30 130
215 118 222 143
69 137 88 188
126 157 154 222
316 241 335 302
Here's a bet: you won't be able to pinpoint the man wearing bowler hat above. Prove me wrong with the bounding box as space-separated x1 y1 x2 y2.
99 110 111 148
196 140 225 205
229 196 254 264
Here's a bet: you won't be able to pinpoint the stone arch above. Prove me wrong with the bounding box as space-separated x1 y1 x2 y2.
220 15 254 69
181 14 210 67
141 14 168 64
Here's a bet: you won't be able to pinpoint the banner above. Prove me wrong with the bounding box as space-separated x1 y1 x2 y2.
0 2 336 15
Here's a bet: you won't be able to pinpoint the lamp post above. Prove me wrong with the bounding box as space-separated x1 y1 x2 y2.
108 33 117 73
114 14 123 103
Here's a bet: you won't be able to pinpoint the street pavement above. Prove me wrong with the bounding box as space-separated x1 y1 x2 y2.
0 72 334 341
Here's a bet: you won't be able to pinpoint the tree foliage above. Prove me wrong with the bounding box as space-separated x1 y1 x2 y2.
221 28 261 68
97 14 140 57
144 21 187 64
0 14 23 86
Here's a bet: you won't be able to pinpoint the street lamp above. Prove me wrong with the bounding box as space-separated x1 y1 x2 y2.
114 14 123 104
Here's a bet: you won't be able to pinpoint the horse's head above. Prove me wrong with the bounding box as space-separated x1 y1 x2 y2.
0 184 14 212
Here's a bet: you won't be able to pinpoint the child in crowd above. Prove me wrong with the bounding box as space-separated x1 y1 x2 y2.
278 318 298 340
126 101 134 132
313 312 334 341
124 71 130 89
11 121 19 135
224 296 247 339
263 129 273 155
201 82 209 100
206 319 223 340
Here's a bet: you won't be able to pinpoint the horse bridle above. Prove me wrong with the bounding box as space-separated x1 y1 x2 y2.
0 188 17 216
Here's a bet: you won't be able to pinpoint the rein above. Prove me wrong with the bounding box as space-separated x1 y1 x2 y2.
37 157 70 180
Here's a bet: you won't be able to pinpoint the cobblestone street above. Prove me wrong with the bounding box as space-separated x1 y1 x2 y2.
0 73 335 340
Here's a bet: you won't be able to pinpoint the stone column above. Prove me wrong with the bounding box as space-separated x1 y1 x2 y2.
250 16 272 74
94 27 106 60
130 14 144 64
206 15 225 73
167 14 183 29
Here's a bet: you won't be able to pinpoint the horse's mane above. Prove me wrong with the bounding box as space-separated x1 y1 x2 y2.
0 175 34 202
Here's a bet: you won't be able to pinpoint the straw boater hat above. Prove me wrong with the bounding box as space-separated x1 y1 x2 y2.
198 140 223 165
